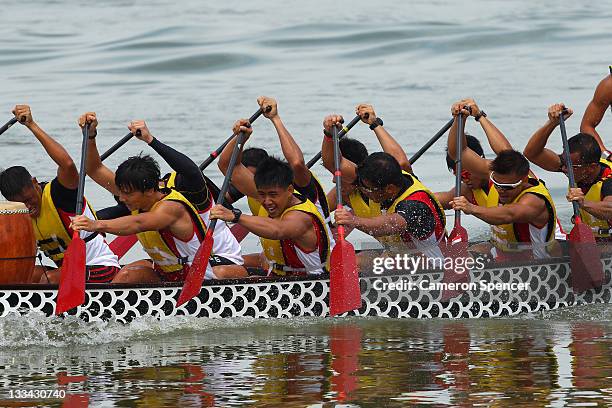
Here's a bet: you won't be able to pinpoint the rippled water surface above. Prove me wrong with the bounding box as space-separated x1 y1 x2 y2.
1 0 611 406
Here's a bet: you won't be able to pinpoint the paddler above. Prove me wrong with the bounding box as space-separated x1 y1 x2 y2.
0 105 120 283
213 119 332 276
333 151 447 261
219 97 334 236
322 104 411 215
71 115 246 283
524 103 612 242
448 101 559 260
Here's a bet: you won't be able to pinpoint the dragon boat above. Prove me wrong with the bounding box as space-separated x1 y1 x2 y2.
0 251 609 323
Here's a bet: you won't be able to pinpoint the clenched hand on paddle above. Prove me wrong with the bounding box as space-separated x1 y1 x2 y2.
559 109 605 292
329 123 361 316
176 120 254 306
55 122 90 314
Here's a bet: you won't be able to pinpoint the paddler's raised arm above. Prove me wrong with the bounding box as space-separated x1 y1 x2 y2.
523 104 569 172
79 112 120 195
258 96 311 187
461 98 512 154
356 104 411 173
321 114 357 182
447 100 490 180
217 118 259 199
134 121 207 195
12 104 79 190
580 73 612 155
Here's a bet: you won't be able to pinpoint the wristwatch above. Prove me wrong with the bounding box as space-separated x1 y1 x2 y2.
369 117 383 130
231 208 242 223
474 110 487 122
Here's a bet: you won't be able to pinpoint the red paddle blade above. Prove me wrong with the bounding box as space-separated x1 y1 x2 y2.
568 223 604 292
229 224 249 243
108 234 138 259
329 238 361 316
330 325 362 402
441 225 470 301
56 232 86 315
177 230 214 306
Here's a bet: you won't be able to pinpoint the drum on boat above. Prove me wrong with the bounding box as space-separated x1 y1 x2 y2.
0 201 36 283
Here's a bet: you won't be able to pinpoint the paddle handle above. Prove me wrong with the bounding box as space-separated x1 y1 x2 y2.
409 118 454 165
306 115 361 169
198 107 267 171
454 113 464 226
559 110 581 217
75 124 90 216
100 132 135 162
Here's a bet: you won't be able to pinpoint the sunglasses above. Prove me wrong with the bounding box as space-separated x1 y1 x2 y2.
558 154 597 170
490 172 523 191
356 175 381 194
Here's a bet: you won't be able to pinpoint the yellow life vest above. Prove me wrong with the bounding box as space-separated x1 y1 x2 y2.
577 159 612 238
472 182 499 208
490 178 557 253
295 171 332 224
253 194 331 275
348 172 446 246
32 182 96 264
247 196 261 215
134 189 207 275
162 171 212 212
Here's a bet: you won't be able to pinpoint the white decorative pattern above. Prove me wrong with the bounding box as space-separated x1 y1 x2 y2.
0 257 609 323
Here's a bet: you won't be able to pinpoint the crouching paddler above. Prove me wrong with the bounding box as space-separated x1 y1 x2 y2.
212 119 332 276
333 152 448 265
0 105 120 283
71 119 245 283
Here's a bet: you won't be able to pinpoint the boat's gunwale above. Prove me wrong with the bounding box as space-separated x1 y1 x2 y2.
0 253 591 291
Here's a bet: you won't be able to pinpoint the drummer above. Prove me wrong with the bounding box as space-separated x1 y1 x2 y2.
0 105 120 283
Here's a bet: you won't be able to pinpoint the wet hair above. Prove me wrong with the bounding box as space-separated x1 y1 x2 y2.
446 134 485 171
254 156 294 189
356 152 404 189
0 166 34 200
490 150 530 177
568 133 601 164
340 137 369 165
242 147 269 168
115 154 160 193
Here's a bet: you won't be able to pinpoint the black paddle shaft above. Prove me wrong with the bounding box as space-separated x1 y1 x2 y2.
0 117 18 136
208 131 248 232
199 108 265 171
75 124 90 215
306 115 361 169
454 113 464 225
409 118 454 165
559 111 581 217
100 132 135 162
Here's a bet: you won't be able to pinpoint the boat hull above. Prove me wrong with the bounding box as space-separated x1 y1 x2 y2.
0 255 610 323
